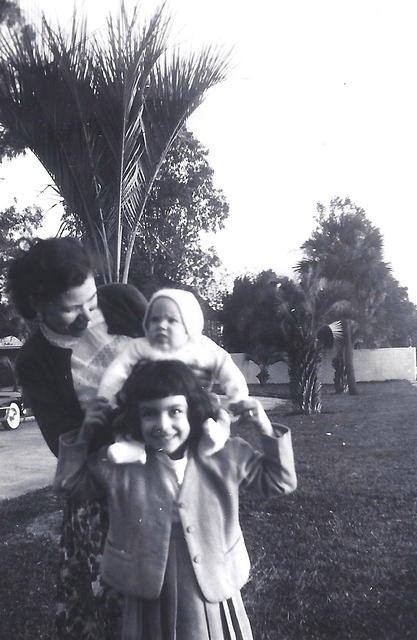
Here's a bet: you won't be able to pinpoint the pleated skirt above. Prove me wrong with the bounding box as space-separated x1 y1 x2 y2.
122 522 253 640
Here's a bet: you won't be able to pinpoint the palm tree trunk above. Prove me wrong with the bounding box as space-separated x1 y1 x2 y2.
342 318 358 395
288 339 322 414
332 349 348 393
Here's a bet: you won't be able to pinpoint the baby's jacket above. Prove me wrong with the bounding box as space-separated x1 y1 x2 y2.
54 426 297 603
98 335 248 405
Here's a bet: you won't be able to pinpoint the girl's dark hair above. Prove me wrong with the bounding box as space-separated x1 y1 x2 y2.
7 237 93 319
114 360 218 448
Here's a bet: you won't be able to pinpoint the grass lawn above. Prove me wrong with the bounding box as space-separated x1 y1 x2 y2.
1 380 417 639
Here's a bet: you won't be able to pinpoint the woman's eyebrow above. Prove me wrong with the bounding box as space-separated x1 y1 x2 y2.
64 292 97 308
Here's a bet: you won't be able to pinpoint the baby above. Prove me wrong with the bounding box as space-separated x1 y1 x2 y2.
98 289 249 459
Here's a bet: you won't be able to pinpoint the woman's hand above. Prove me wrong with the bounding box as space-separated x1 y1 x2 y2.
229 398 274 437
77 396 113 443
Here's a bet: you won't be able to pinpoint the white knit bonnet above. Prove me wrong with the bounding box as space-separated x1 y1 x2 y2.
143 288 204 341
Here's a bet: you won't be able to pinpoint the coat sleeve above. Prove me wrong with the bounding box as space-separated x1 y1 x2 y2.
98 339 144 403
16 352 84 457
53 430 107 500
209 340 249 403
232 426 297 497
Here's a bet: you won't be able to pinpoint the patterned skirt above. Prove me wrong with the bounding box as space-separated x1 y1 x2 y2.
122 522 253 640
56 496 122 639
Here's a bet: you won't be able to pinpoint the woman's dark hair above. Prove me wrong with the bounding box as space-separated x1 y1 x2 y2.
114 360 218 448
7 237 93 319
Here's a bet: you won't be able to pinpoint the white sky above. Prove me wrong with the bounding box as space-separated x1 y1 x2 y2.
4 0 417 302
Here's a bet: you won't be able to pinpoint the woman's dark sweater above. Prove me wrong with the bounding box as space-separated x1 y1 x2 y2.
16 283 147 456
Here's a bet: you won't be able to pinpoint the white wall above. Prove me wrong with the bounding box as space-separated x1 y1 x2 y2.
231 347 416 384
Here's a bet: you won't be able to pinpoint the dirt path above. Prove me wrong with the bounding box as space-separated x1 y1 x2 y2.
0 418 56 500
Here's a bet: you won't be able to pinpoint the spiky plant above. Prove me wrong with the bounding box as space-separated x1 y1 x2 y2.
274 269 349 415
0 4 229 282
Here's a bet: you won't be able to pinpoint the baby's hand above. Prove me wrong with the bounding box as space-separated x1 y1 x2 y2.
229 398 273 436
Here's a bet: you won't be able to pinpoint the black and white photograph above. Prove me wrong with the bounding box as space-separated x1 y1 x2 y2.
0 1 416 638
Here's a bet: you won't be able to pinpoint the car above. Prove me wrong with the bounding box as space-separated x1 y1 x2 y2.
0 341 24 430
0 392 23 430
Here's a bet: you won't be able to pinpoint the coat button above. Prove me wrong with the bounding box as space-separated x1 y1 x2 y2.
193 554 202 563
186 525 195 533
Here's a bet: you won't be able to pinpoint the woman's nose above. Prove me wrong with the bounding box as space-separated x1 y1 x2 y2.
80 304 93 321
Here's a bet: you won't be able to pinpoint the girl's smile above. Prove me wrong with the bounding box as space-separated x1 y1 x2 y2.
138 395 190 456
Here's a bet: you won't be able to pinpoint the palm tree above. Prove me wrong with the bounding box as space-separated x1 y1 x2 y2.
298 198 390 395
273 270 351 414
0 4 229 282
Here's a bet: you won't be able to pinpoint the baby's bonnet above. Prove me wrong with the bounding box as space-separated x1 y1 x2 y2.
144 289 204 340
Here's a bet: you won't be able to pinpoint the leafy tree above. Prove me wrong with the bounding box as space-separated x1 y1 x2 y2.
0 5 229 283
298 197 391 394
0 0 31 160
221 270 288 377
131 130 229 295
376 274 417 347
0 203 43 336
0 0 24 27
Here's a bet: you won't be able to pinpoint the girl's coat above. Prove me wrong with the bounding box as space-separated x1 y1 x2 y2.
54 427 296 603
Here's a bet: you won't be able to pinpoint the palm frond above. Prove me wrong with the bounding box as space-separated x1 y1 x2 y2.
328 320 344 342
0 3 230 282
120 44 229 281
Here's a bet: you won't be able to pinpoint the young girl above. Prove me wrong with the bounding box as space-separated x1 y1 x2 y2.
55 360 297 640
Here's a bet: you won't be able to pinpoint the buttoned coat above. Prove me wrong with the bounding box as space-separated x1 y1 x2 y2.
54 427 297 603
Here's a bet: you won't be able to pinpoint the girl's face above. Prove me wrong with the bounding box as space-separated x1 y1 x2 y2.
37 274 98 337
138 395 191 455
146 297 188 351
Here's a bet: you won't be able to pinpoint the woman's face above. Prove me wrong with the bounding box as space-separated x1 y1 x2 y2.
37 274 98 337
138 395 191 455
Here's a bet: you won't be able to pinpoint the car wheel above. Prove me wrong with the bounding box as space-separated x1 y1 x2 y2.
3 401 21 430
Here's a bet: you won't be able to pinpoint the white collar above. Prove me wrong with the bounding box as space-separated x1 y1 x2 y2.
107 417 230 465
39 307 105 348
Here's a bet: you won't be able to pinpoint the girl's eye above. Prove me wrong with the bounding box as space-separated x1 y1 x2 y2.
140 409 154 418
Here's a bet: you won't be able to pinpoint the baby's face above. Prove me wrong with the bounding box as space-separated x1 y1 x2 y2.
146 297 188 351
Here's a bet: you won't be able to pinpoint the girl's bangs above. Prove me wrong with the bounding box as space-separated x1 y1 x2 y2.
130 361 199 402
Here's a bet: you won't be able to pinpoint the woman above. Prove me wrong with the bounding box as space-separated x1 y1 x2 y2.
7 237 147 639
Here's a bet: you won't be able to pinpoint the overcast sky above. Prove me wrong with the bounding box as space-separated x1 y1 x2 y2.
5 0 417 302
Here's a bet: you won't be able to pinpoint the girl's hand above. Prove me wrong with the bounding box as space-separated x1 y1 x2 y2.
229 398 274 437
77 397 113 443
